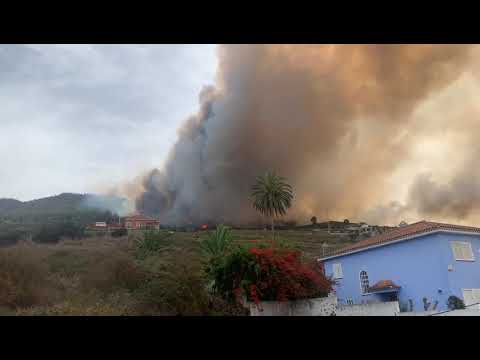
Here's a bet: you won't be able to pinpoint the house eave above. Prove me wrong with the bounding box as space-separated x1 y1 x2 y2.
318 229 480 262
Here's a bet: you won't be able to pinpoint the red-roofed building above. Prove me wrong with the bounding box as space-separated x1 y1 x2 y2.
124 214 160 230
319 220 480 312
86 222 125 234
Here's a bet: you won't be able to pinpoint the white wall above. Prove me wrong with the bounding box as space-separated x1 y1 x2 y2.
249 297 400 316
432 309 480 316
336 301 400 316
398 311 437 316
249 296 337 316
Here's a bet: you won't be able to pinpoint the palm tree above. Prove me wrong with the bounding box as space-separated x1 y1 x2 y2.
251 172 294 242
200 224 233 259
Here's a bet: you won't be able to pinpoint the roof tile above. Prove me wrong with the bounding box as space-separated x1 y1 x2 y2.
324 220 480 258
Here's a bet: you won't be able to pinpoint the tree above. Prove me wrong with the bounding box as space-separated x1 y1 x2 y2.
207 246 334 305
311 216 317 225
251 172 293 242
200 224 233 259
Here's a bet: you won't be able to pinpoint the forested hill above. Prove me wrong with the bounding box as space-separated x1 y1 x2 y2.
0 193 128 245
0 193 126 218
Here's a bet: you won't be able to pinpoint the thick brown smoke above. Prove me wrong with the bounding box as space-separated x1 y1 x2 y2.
132 45 477 225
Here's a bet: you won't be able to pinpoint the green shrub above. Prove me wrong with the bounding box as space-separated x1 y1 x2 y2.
80 252 147 293
447 295 466 310
206 245 333 304
134 250 247 316
135 254 208 315
200 224 233 259
47 250 91 277
134 231 174 259
111 228 128 238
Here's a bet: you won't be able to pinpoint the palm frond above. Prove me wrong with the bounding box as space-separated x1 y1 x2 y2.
250 171 294 218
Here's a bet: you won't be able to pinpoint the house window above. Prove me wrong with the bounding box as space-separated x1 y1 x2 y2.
360 270 369 294
332 263 343 279
451 241 475 261
462 289 480 306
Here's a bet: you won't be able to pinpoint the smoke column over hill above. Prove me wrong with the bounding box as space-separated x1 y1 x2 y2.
129 45 478 225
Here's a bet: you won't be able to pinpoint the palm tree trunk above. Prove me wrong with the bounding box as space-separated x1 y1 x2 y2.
271 216 275 243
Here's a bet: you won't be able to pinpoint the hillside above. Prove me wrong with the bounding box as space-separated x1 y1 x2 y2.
0 193 128 245
0 198 23 213
0 193 127 217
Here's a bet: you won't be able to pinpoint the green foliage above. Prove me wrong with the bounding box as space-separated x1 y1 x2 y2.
251 172 294 218
111 228 128 238
47 250 91 277
204 245 253 302
80 252 147 293
33 221 85 243
134 231 174 259
200 224 233 259
447 295 466 310
205 245 333 304
0 225 354 316
0 210 115 245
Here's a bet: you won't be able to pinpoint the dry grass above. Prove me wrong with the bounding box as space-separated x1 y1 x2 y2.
0 229 344 315
0 235 233 315
0 243 55 309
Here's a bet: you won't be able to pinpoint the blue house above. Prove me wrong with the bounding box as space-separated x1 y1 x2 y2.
319 221 480 312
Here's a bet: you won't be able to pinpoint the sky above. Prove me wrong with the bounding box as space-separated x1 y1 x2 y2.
0 44 218 201
3 44 480 226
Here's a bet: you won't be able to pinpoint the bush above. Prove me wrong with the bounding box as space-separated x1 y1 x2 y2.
447 295 466 310
206 245 334 305
33 222 84 243
134 250 248 316
111 228 128 238
134 231 174 259
0 247 53 309
200 224 232 259
80 252 147 293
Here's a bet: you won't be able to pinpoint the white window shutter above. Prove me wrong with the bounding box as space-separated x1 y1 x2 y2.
465 243 474 261
451 241 475 261
333 263 343 279
452 242 461 260
461 243 467 260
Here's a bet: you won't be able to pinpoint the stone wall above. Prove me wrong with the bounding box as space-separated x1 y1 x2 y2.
249 297 400 316
249 296 337 316
335 301 400 316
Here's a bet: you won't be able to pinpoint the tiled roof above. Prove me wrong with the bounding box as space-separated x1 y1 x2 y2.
323 220 480 258
368 280 401 292
124 214 160 222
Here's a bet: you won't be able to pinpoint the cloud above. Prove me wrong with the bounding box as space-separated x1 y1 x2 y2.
0 44 217 200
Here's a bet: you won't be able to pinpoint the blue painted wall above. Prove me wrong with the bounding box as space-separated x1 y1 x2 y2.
322 232 480 312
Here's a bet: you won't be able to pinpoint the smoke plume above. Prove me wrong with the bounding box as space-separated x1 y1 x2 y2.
126 45 479 225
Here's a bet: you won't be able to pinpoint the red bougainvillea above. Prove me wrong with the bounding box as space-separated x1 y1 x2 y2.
207 244 334 307
245 247 333 303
